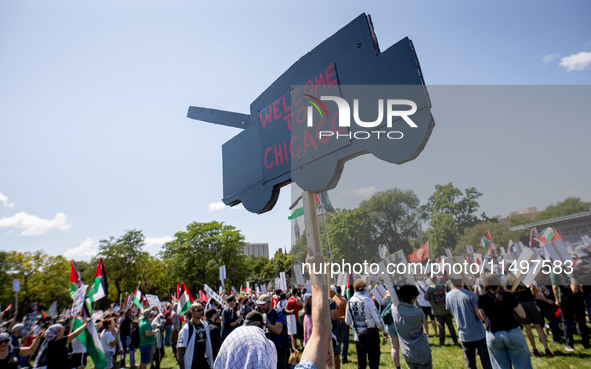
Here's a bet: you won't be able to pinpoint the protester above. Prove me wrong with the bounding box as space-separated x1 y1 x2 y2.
424 281 459 346
532 273 563 343
445 278 492 369
332 286 349 364
177 302 214 369
344 279 384 369
100 319 118 369
151 306 165 368
277 293 288 313
138 310 158 369
570 245 591 320
213 311 277 369
505 275 553 357
328 286 344 369
477 273 532 369
257 293 290 369
238 296 253 321
33 319 90 369
220 296 243 342
551 266 590 351
171 303 180 359
285 288 304 349
163 303 173 346
119 308 135 368
379 290 401 369
416 285 437 337
206 308 222 362
0 330 44 369
392 285 432 369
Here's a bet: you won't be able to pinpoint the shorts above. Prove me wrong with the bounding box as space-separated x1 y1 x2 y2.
140 344 153 364
104 351 114 369
517 300 543 325
421 306 434 321
70 353 87 368
387 322 398 338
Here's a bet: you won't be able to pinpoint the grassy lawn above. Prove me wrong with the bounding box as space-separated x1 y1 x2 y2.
87 323 591 369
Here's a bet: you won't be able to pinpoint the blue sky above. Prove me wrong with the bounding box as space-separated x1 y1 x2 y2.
1 1 590 260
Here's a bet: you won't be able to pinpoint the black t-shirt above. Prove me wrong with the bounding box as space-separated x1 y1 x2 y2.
47 336 69 369
478 291 520 333
191 322 208 369
512 284 535 303
220 307 238 341
120 317 132 336
0 348 20 369
207 319 221 361
572 260 591 288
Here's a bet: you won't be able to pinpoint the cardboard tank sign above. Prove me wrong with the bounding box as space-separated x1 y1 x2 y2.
188 13 434 214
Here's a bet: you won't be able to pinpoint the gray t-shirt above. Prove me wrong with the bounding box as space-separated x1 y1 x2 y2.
446 287 485 342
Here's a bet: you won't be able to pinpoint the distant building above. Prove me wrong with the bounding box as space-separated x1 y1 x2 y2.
242 242 269 258
498 207 542 224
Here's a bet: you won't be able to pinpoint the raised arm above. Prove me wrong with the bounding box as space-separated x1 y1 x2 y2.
18 330 45 357
300 248 330 369
67 319 90 345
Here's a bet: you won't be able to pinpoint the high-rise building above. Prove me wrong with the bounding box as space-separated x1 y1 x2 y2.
242 242 269 258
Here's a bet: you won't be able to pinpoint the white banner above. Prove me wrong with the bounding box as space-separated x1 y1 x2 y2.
204 284 225 306
71 285 88 318
146 294 161 308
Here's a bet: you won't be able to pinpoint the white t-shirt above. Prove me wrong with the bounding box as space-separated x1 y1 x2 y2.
100 330 116 352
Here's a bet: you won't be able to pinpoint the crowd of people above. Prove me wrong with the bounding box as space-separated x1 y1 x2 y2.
1 244 591 369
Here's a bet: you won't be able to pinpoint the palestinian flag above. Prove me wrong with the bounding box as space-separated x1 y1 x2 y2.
535 227 563 245
69 260 84 300
171 294 178 304
132 282 143 310
72 302 107 369
199 290 207 302
480 231 493 247
345 272 355 300
88 258 108 303
177 282 194 316
288 193 324 220
3 304 11 312
240 286 245 296
408 241 429 263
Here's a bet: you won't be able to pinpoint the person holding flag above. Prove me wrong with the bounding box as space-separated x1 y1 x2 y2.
33 320 91 369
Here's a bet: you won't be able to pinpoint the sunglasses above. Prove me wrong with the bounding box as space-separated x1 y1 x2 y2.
191 309 204 313
0 339 9 345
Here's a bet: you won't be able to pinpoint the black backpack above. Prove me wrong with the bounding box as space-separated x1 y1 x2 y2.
131 323 141 348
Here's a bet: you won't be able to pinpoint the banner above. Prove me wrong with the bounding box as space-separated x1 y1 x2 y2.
204 284 225 306
146 294 161 308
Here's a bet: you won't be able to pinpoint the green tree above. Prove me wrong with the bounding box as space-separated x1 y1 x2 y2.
423 183 485 257
160 221 250 296
94 230 151 304
535 197 590 222
508 215 533 227
325 207 379 263
359 188 423 257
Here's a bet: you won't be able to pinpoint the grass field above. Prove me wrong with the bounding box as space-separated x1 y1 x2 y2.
87 324 591 369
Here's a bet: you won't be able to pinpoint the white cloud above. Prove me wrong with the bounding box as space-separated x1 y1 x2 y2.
209 202 226 211
144 236 173 248
559 51 591 71
0 212 72 235
341 186 377 197
542 53 560 63
63 237 98 259
0 193 15 208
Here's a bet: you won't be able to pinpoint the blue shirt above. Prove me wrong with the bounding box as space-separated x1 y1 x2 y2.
445 287 485 342
264 309 286 346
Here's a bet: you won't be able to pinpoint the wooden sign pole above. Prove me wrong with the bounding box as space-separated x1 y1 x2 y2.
510 253 537 293
303 191 334 369
450 257 473 292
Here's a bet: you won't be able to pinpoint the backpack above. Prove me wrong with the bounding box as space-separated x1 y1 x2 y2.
131 323 141 348
381 302 393 326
